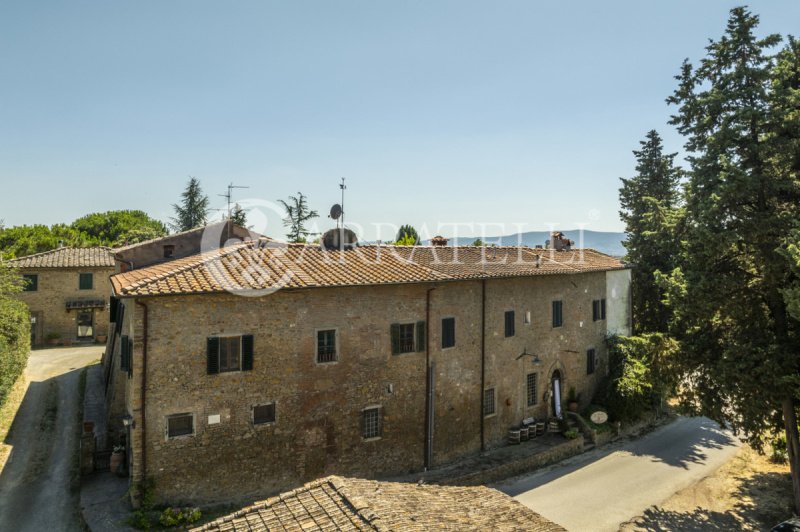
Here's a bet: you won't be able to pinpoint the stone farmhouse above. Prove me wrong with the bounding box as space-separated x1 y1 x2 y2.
103 237 630 505
7 246 115 347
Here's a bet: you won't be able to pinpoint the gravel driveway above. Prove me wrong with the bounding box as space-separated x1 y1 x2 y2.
0 346 103 531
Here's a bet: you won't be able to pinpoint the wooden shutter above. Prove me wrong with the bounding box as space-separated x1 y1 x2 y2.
390 324 401 355
127 337 133 377
415 321 426 352
505 311 515 337
601 299 607 320
587 348 595 374
207 337 220 374
241 335 254 371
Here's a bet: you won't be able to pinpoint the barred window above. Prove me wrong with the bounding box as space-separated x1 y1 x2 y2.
317 329 337 363
390 322 424 354
527 373 538 406
167 413 193 438
362 407 383 439
483 388 496 417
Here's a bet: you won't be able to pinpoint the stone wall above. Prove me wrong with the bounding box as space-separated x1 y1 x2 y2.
121 269 628 505
15 267 113 346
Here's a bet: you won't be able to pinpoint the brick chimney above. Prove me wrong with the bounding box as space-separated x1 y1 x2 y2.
430 236 448 247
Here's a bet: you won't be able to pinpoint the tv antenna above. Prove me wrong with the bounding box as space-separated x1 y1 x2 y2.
218 182 249 239
339 177 346 228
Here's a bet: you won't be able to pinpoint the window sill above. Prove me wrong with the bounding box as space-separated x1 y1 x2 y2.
483 413 496 419
166 433 195 441
362 436 382 442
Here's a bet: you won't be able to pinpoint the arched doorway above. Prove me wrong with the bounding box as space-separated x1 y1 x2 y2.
551 370 563 419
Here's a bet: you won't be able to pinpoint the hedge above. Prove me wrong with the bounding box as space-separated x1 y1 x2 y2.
0 297 29 407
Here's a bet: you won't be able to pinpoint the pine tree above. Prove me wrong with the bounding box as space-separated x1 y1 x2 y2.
618 130 683 334
230 203 248 228
278 192 318 243
664 8 800 512
170 177 209 232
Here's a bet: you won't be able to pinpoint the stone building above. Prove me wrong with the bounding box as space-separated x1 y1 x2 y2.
7 246 115 346
104 241 630 505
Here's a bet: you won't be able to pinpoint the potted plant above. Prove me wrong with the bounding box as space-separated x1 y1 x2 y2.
110 444 125 475
567 386 579 412
45 332 61 346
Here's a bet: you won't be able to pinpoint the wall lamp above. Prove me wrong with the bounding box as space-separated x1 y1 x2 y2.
516 347 543 366
122 414 135 428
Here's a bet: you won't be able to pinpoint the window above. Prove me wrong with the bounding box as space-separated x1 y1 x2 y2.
483 388 496 417
120 335 133 377
504 310 515 337
22 274 38 292
390 322 425 354
552 300 563 328
167 413 194 438
441 317 455 349
362 406 383 439
207 335 254 374
163 245 175 258
253 403 276 425
527 373 538 406
79 273 93 290
587 348 596 375
592 299 607 321
317 329 338 363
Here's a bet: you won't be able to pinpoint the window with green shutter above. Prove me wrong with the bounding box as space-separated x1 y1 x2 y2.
441 317 455 349
22 274 38 292
207 335 253 374
504 310 515 337
79 273 93 290
390 322 423 355
552 301 563 328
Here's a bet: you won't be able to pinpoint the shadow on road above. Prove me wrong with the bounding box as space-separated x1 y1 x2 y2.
498 417 739 496
625 470 793 531
0 367 86 531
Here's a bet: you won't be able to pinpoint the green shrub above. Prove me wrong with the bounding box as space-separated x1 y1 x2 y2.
564 429 579 440
159 507 202 527
0 264 30 408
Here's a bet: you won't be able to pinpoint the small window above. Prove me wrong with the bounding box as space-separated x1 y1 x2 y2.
167 413 194 438
120 335 131 373
587 348 596 375
22 274 38 292
552 301 563 328
527 373 538 406
207 335 254 374
524 310 531 325
163 245 175 258
390 322 425 354
441 317 455 349
79 272 93 290
253 403 276 425
592 299 607 321
362 406 383 439
483 388 496 417
504 310 515 337
317 329 338 363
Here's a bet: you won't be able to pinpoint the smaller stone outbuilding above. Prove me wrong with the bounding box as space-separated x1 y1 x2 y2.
194 475 564 531
6 246 114 346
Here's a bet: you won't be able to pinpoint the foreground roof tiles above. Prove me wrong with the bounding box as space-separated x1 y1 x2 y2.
5 247 115 269
194 476 564 532
110 243 626 297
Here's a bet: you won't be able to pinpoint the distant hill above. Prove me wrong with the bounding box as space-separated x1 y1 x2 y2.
425 230 627 258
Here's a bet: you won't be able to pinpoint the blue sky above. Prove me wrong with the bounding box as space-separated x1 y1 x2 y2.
1 1 798 241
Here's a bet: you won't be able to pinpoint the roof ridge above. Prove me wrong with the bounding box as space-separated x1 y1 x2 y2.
116 244 248 294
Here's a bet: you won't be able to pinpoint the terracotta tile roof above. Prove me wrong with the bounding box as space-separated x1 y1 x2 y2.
110 243 626 298
193 476 564 532
5 246 115 269
113 221 265 253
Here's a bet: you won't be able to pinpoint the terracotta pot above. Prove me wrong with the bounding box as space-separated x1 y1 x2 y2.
96 335 107 344
110 452 124 474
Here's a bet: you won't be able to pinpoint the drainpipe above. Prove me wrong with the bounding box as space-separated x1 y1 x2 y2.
135 300 148 485
480 279 487 452
425 286 436 469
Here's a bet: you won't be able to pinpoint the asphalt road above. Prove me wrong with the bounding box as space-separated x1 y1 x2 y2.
0 345 103 532
493 416 742 532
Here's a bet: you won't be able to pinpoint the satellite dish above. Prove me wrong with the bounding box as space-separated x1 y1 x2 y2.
329 204 342 220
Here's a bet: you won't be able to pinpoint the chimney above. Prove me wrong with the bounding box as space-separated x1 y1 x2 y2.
430 236 448 247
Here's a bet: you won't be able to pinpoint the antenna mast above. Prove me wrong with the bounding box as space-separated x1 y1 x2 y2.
218 182 249 239
339 177 346 228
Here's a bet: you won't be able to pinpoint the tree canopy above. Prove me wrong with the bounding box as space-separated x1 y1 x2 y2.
170 177 209 232
395 225 420 245
72 210 167 247
278 192 318 243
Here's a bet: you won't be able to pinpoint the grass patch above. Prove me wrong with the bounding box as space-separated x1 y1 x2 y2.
0 374 28 471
